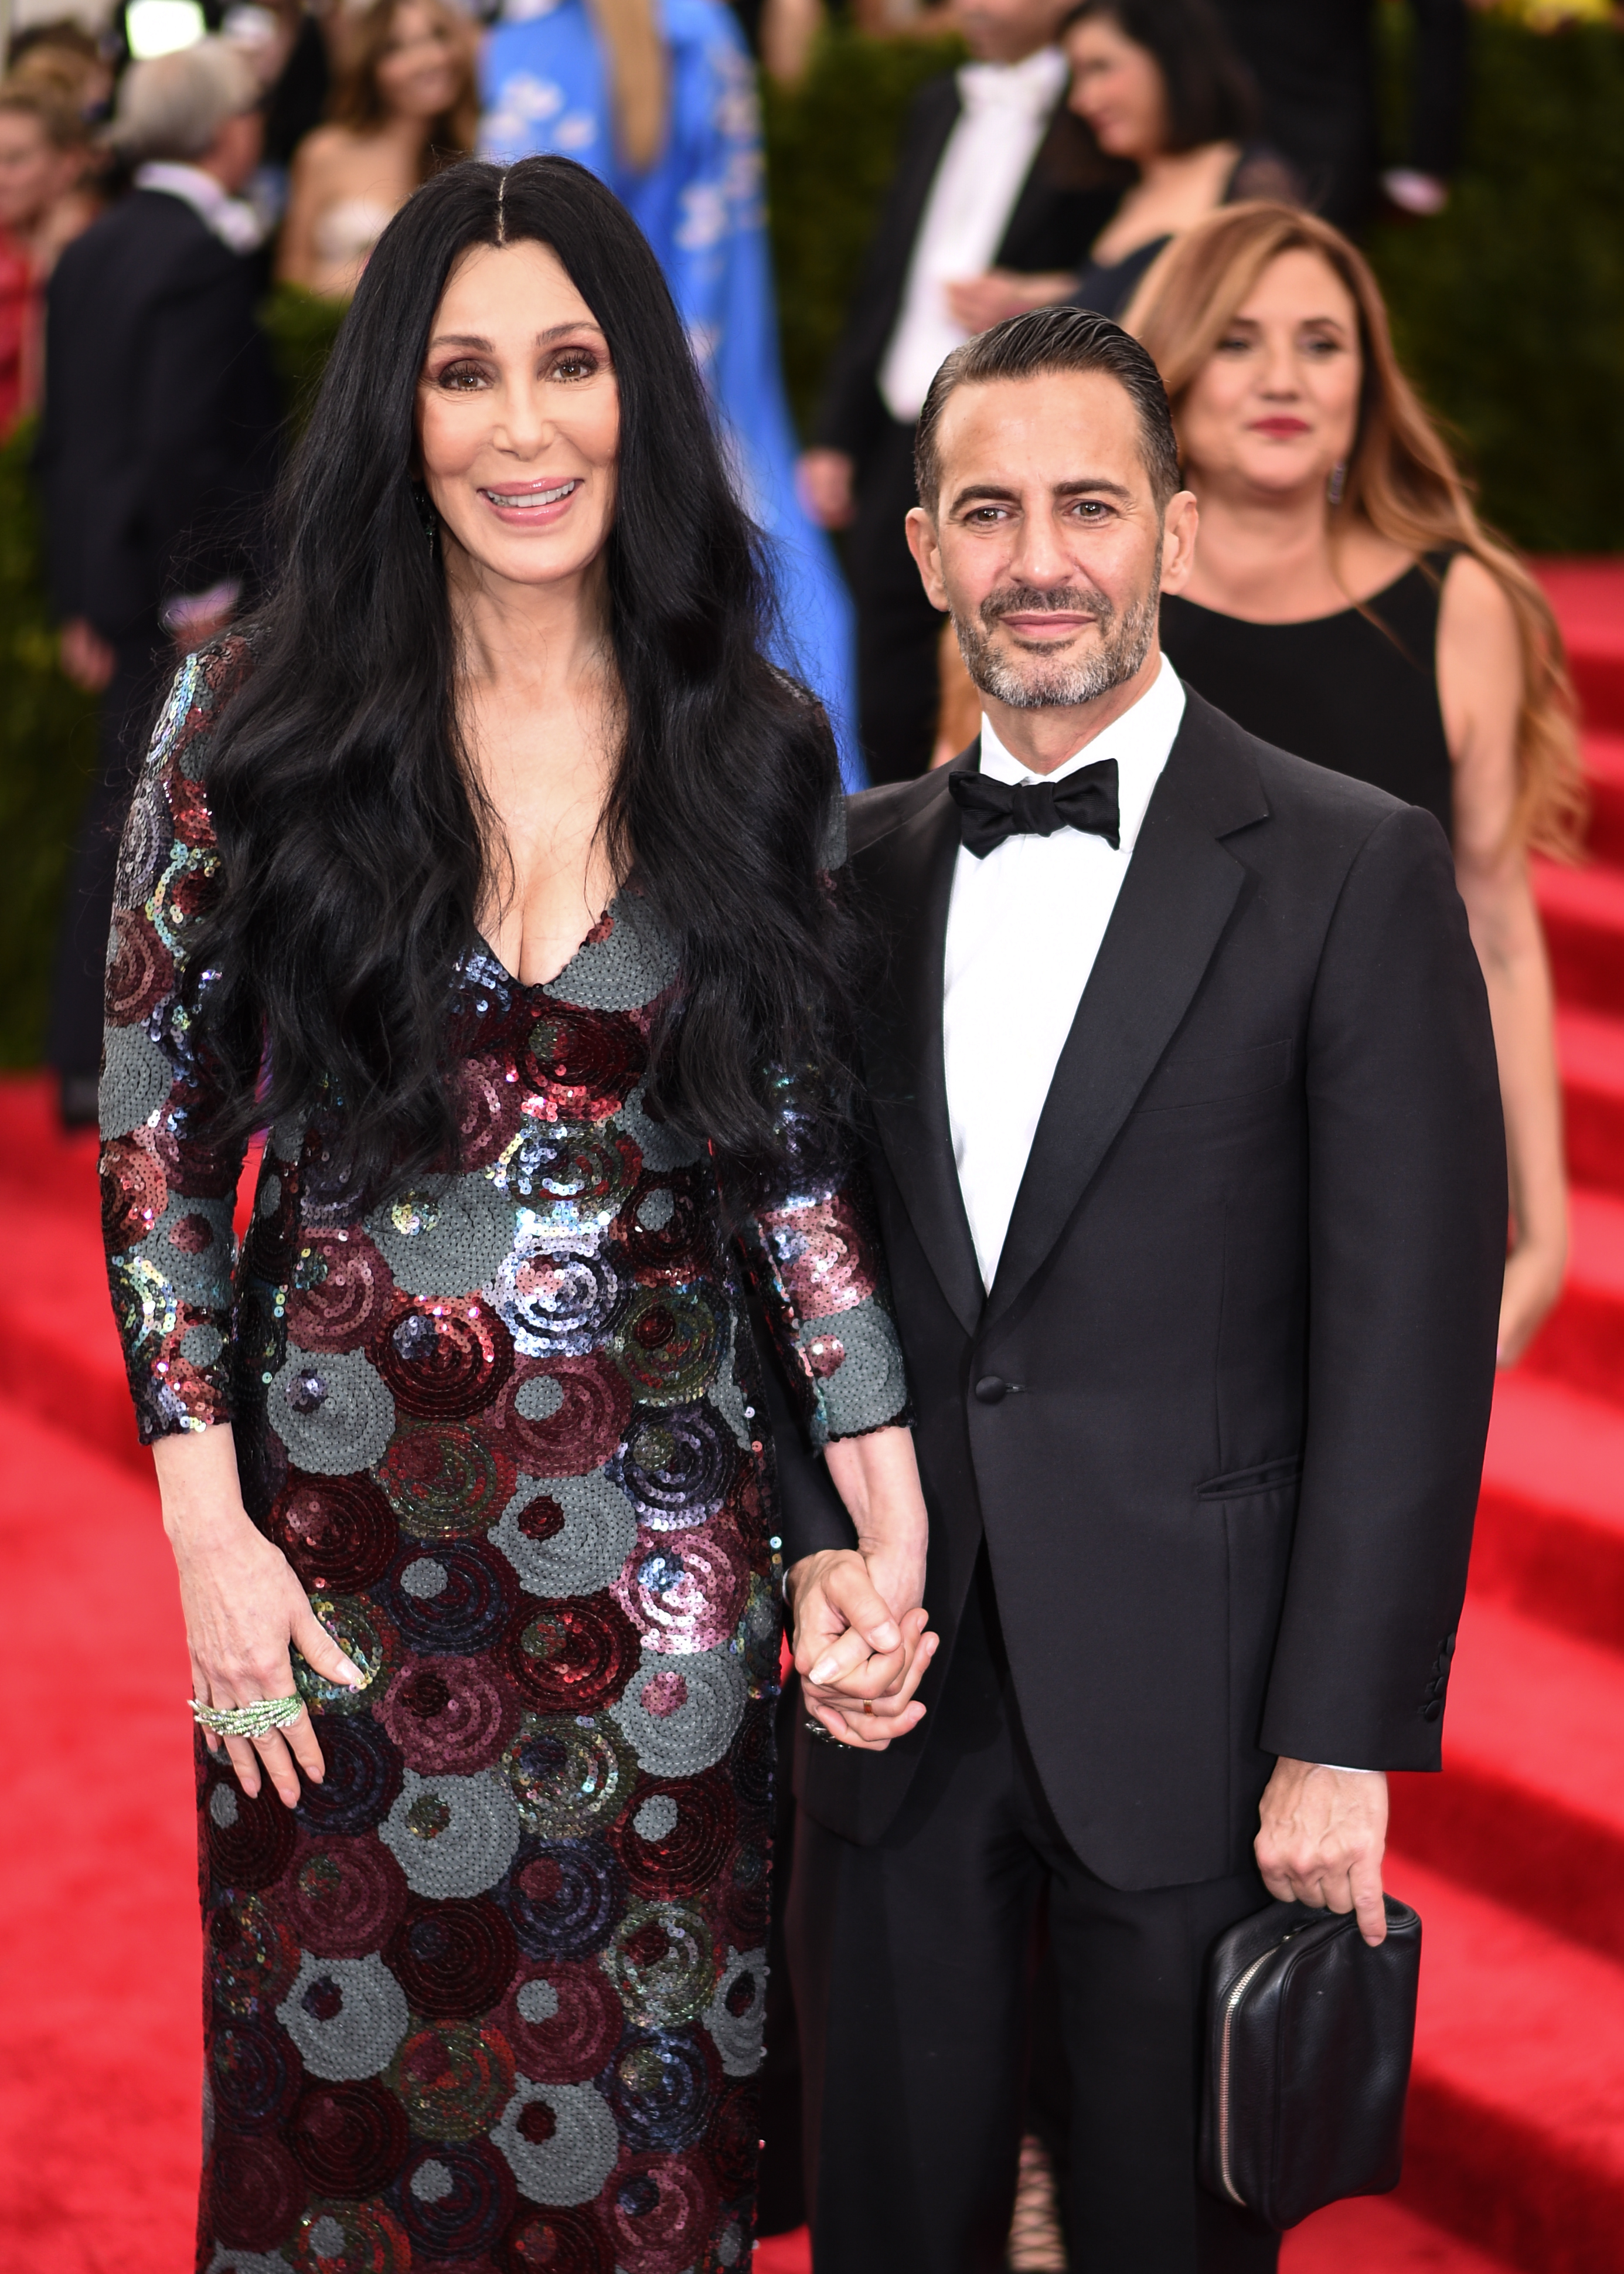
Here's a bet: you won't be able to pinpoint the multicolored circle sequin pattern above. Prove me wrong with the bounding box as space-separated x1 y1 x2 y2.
99 640 910 2271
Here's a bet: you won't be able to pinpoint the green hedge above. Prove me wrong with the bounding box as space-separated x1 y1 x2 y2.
0 420 98 1068
2 12 1620 1068
1367 14 1624 555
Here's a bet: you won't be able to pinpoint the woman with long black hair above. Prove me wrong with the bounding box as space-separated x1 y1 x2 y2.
98 154 930 2265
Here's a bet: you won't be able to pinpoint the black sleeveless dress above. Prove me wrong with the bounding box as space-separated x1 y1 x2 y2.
1160 558 1456 842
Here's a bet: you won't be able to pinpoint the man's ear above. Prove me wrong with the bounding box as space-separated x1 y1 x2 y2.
1157 490 1200 597
905 505 949 610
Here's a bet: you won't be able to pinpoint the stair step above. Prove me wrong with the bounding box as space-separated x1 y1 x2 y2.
1282 2194 1522 2273
1521 1186 1624 1408
1385 1853 1624 2274
1388 1595 1624 1964
1536 562 1624 740
1581 732 1624 868
1473 1372 1624 1653
1536 859 1624 1016
1559 1007 1624 1202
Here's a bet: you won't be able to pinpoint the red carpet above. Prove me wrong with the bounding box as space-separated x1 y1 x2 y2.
1 565 1621 2272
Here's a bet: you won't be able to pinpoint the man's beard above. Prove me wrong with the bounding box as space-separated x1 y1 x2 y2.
952 578 1159 711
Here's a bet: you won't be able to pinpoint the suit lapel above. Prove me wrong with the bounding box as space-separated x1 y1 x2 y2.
856 754 985 1340
985 698 1271 1328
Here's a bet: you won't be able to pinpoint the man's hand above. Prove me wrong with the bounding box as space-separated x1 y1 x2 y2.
797 448 856 530
944 269 1074 333
1255 1758 1390 1945
786 1548 937 1752
59 617 115 692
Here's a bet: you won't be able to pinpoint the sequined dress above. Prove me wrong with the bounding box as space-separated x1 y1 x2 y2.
99 641 910 2274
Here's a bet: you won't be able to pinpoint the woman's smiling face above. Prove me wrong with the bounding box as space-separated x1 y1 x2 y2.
415 237 621 594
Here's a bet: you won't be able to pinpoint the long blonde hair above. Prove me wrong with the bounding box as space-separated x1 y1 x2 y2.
1125 202 1586 859
586 0 668 174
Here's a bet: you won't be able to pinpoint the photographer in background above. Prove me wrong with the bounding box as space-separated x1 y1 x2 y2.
38 38 279 1127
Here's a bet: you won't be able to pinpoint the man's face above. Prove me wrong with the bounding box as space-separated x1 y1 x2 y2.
907 369 1196 713
953 0 1068 67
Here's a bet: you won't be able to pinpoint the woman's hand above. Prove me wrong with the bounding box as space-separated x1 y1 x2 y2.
944 269 1074 334
154 1425 364 1806
1499 1233 1568 1368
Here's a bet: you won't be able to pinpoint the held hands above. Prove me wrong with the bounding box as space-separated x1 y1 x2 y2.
1255 1758 1390 1946
155 1426 365 1807
785 1425 938 1752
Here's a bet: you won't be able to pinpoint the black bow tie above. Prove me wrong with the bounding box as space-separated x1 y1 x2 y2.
949 759 1121 860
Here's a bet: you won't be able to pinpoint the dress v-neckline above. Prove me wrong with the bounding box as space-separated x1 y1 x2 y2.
475 895 619 994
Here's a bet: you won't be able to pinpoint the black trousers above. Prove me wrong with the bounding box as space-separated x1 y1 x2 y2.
46 632 165 1089
848 415 946 786
788 1559 1281 2273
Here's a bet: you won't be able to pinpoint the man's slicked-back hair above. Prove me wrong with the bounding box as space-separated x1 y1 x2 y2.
914 306 1182 516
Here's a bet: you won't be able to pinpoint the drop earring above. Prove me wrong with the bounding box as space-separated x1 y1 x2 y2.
1327 460 1347 507
413 482 438 548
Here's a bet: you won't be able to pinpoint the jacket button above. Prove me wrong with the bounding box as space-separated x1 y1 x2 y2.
974 1376 1006 1405
1421 1700 1443 1722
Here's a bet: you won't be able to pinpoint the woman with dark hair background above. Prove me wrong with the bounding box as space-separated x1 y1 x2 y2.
946 0 1298 334
100 154 931 2265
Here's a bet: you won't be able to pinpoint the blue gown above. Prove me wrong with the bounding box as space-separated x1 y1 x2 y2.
482 0 866 789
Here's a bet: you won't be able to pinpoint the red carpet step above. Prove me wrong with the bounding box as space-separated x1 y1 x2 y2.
1384 1854 1624 2274
1559 1006 1624 1198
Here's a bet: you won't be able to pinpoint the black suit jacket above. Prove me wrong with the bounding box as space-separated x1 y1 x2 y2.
813 75 1117 464
777 692 1504 1891
1213 0 1468 227
38 189 280 641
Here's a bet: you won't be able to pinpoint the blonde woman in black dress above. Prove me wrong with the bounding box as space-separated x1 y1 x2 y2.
1132 201 1584 1367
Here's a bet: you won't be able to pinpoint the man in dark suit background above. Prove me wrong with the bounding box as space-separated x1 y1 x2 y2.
38 36 280 1123
797 0 1115 786
778 308 1504 2269
1211 0 1469 230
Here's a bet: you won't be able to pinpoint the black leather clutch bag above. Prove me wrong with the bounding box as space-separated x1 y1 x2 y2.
1199 1895 1422 2231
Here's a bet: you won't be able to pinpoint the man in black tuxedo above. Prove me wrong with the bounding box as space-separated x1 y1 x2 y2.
1211 0 1468 230
776 309 1504 2269
798 0 1115 786
38 36 280 1121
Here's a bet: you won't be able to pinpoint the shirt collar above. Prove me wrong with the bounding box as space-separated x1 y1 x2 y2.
957 46 1067 117
977 652 1187 855
134 162 265 253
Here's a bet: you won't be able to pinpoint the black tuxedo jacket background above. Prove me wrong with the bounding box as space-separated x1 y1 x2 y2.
771 693 1504 1892
39 189 280 642
812 74 1116 465
1212 0 1468 229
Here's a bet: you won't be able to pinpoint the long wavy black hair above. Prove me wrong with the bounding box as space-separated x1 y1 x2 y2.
189 156 860 1200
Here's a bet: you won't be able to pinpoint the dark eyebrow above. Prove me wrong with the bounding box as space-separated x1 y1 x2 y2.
948 477 1135 511
425 321 609 353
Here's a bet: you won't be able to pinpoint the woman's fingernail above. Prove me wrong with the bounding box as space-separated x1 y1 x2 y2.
810 1657 839 1684
338 1660 364 1687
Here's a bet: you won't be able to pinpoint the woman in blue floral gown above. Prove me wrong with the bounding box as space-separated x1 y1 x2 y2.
99 157 925 2273
479 0 865 789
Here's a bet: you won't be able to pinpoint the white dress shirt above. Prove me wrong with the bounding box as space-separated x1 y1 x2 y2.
134 161 265 254
878 47 1067 424
944 656 1187 1289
